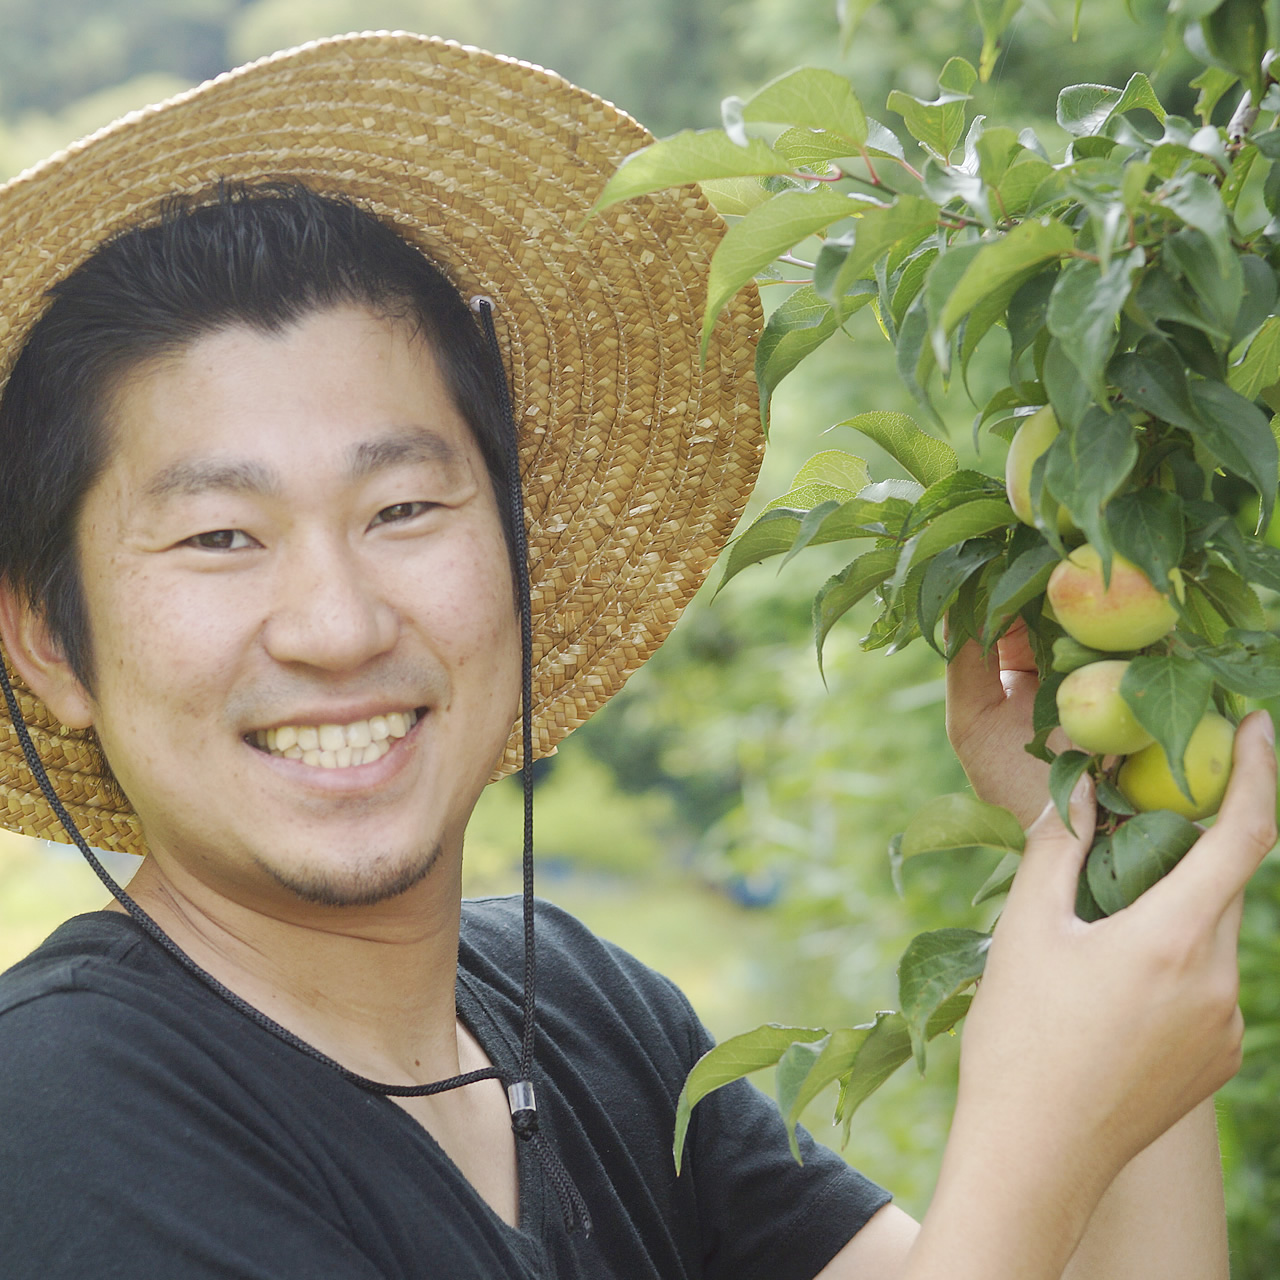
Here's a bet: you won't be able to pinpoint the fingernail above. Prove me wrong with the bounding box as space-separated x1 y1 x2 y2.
1261 711 1276 747
1072 773 1093 803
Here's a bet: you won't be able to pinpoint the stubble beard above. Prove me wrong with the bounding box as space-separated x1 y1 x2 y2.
253 839 446 907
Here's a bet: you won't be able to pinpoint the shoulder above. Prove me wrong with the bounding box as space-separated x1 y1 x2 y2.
462 894 701 1029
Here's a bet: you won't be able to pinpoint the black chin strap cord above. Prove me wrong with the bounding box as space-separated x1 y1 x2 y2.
473 294 591 1235
0 295 590 1236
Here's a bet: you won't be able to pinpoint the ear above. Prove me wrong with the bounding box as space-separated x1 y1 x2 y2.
0 580 94 730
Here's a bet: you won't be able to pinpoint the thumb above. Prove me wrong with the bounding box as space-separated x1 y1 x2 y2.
1006 773 1095 918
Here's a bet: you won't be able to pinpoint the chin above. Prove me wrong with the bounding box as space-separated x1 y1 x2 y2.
254 841 445 908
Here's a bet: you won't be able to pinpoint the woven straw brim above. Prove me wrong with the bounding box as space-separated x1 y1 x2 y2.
0 32 762 856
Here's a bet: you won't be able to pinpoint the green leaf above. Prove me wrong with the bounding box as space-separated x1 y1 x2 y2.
814 196 942 305
1229 315 1280 401
1109 349 1201 433
757 452 881 560
1095 777 1137 817
984 542 1060 635
1231 255 1275 345
1106 489 1186 591
1057 73 1166 138
1053 635 1109 673
1049 750 1093 833
839 998 967 1141
1200 0 1268 105
756 283 876 429
974 0 1021 81
593 132 792 212
836 996 971 1140
771 1029 853 1156
1132 266 1231 343
1162 230 1243 338
935 219 1075 344
972 851 1021 905
718 497 909 588
909 470 1008 527
917 538 1006 653
898 929 990 1071
673 1023 827 1171
1047 249 1144 398
743 67 868 147
1190 65 1239 123
774 1037 831 1161
836 410 959 486
1242 543 1280 592
1159 177 1235 276
924 243 985 367
1183 629 1280 699
814 547 901 672
772 129 851 171
896 300 943 427
891 247 940 328
703 187 859 353
698 177 775 216
892 500 1017 597
994 152 1056 219
1042 406 1139 551
899 792 1025 862
1184 380 1279 530
1120 655 1215 803
887 60 976 159
1087 811 1201 916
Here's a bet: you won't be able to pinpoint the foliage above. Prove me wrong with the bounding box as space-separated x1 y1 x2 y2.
597 0 1280 1211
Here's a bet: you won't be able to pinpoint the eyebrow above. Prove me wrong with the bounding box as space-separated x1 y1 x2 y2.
142 428 468 502
144 458 281 501
347 429 468 481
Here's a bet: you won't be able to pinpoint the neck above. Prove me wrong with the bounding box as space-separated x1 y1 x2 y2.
112 851 469 1086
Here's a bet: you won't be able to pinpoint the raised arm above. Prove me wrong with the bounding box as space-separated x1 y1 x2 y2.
818 644 1276 1279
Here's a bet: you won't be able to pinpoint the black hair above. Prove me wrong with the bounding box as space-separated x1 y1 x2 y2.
0 182 514 691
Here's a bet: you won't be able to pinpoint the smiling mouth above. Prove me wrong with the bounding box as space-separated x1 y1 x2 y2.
248 710 421 769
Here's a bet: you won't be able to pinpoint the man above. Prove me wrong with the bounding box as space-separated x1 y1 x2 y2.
0 33 1274 1280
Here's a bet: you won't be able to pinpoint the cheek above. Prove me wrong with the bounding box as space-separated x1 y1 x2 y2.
432 538 521 699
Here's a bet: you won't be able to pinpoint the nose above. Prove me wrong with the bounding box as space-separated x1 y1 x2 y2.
262 534 398 672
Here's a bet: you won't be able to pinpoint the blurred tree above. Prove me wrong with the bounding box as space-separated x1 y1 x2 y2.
0 0 249 117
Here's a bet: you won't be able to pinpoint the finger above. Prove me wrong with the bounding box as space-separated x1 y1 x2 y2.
1148 712 1277 915
945 638 1005 741
1005 773 1096 919
995 618 1038 673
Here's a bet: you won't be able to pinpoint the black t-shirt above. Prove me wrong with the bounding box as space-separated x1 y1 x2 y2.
0 897 890 1278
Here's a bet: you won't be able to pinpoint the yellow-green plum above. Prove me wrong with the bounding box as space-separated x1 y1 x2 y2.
1056 660 1155 755
1045 546 1178 651
1004 405 1076 534
1117 711 1236 820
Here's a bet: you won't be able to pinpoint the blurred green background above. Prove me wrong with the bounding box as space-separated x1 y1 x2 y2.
0 0 1276 1271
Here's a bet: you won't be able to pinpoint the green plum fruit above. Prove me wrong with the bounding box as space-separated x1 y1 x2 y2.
1005 405 1076 534
1045 546 1178 652
1117 712 1236 820
1056 660 1155 755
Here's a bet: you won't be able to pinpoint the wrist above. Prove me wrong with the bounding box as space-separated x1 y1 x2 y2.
905 1100 1111 1280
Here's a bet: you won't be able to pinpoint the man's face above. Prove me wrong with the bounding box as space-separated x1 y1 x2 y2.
69 304 521 912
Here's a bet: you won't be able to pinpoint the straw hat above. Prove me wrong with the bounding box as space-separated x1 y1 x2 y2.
0 31 763 856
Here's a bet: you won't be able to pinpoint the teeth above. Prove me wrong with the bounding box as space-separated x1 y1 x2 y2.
253 711 417 769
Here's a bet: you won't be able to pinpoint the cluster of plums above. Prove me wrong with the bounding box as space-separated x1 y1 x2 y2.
1007 407 1234 821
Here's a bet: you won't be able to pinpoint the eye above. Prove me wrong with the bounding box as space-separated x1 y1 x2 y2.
370 501 435 527
183 529 257 551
